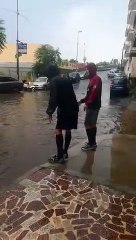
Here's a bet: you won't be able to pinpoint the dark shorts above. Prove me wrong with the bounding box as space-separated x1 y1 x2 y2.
84 108 99 126
56 108 78 130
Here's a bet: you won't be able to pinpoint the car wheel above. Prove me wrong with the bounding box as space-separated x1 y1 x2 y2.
124 90 129 97
44 85 47 91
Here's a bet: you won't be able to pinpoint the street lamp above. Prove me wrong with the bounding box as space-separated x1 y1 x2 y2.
76 30 82 71
16 0 19 81
83 42 87 64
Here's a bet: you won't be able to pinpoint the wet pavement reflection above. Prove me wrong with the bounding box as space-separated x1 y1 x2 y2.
0 71 136 192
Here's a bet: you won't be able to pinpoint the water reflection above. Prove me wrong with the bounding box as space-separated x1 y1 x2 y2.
81 151 95 175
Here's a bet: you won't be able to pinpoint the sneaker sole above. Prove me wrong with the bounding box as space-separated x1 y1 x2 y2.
81 147 97 152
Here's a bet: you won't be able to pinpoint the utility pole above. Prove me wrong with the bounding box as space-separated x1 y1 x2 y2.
16 0 19 81
83 42 87 64
76 30 82 71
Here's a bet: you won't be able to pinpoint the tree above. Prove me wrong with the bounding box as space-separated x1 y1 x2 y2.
69 59 77 63
61 59 69 66
33 44 61 76
0 20 6 52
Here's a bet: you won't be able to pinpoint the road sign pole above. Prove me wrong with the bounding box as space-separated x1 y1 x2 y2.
16 0 19 81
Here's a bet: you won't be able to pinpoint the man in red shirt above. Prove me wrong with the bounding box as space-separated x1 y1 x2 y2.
79 63 102 151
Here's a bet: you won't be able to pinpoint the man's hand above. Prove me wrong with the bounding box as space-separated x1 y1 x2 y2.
48 114 52 123
78 100 82 106
83 104 87 111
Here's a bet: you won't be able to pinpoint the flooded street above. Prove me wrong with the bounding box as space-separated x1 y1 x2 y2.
0 71 135 191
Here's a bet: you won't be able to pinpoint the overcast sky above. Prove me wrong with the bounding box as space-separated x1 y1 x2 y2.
0 0 129 63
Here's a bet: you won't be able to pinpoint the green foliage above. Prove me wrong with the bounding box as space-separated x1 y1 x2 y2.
69 59 77 63
0 20 6 52
61 59 69 66
33 45 61 76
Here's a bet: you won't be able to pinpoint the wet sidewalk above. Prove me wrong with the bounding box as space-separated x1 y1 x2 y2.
1 134 136 239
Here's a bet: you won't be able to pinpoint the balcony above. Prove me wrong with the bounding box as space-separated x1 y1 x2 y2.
126 29 135 41
124 51 130 58
124 41 132 51
130 47 136 56
129 0 136 11
127 10 136 26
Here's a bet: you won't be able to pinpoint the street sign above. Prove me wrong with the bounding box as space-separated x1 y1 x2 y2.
18 42 27 54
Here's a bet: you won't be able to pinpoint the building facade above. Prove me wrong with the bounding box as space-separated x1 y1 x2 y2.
124 0 136 78
0 44 85 80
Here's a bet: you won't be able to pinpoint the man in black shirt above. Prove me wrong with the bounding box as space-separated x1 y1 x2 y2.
46 65 79 163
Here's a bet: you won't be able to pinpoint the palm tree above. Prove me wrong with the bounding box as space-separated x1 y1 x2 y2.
0 20 6 53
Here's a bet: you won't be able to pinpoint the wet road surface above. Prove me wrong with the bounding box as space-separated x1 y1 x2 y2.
0 71 135 192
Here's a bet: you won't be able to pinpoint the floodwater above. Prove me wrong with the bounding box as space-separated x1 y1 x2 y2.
0 71 136 192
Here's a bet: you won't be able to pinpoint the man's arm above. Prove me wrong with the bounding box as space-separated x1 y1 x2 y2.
46 80 57 116
79 87 88 104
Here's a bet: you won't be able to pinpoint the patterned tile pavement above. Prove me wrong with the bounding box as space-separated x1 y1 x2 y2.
0 167 136 240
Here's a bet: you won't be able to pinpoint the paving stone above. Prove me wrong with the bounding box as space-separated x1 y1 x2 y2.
91 223 118 239
16 230 29 240
77 229 88 237
69 190 77 197
74 204 81 213
26 200 46 211
19 202 28 212
29 171 46 182
106 222 124 233
72 218 94 225
79 188 92 195
65 231 76 240
37 234 49 240
112 216 123 226
57 179 70 187
17 197 25 208
74 224 90 230
11 190 26 198
126 223 136 235
13 213 33 227
119 234 136 239
30 217 49 232
0 167 136 240
6 197 18 210
50 228 64 234
41 197 50 205
55 208 66 216
89 212 101 220
98 214 110 224
121 214 136 224
41 190 51 196
80 209 89 218
86 233 100 240
63 213 79 219
44 209 54 218
6 211 24 225
8 225 22 235
0 213 8 225
0 203 5 211
83 200 94 211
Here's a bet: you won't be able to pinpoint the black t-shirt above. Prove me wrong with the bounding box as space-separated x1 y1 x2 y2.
46 76 79 115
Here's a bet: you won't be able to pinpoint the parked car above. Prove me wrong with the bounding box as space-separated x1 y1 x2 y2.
0 76 23 93
110 76 129 98
79 71 89 80
24 77 49 91
107 69 121 78
32 77 49 90
69 72 81 83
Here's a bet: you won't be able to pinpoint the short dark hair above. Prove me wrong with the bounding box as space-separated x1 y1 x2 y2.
46 64 60 79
